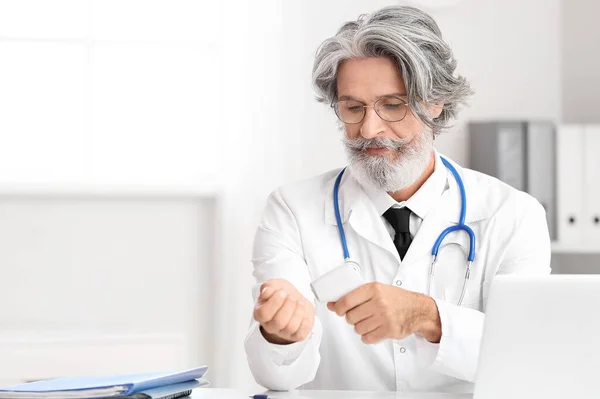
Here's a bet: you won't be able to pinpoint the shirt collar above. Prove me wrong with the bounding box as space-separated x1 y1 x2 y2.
361 150 448 219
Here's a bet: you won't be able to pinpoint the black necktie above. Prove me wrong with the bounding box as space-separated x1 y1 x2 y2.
383 207 413 260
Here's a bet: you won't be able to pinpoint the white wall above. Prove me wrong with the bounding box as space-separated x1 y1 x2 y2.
0 0 224 186
562 0 600 123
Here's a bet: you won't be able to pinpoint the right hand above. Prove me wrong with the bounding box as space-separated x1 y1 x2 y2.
253 278 315 345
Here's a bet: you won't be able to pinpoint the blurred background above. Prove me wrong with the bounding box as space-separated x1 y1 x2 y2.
0 0 597 391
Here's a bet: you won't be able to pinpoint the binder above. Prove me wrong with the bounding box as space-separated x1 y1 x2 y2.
583 125 600 244
526 122 557 242
0 367 208 399
557 124 584 245
470 121 526 190
496 122 527 191
469 121 557 239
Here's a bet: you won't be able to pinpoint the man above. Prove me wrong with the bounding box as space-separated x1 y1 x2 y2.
244 5 551 393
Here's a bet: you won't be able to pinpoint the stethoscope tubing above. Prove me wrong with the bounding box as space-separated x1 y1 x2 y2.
333 156 476 306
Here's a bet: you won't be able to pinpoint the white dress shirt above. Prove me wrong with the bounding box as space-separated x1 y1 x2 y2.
370 152 448 250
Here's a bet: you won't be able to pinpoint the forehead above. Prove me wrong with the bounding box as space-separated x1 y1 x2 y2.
336 57 406 99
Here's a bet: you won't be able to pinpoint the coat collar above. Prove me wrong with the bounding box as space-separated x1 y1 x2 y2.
323 152 491 267
324 152 490 227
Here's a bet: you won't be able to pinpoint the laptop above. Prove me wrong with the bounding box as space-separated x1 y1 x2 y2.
474 275 600 399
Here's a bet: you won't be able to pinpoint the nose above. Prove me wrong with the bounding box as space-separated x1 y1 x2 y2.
359 106 385 139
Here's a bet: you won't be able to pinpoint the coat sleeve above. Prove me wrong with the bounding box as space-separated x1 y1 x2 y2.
244 189 322 391
414 197 552 382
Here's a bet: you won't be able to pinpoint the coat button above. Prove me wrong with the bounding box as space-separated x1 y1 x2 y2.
400 347 406 353
395 279 403 287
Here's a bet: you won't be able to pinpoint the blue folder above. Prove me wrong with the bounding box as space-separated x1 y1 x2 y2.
0 366 208 399
129 379 208 399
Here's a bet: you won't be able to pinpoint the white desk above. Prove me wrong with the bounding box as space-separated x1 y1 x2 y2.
191 389 471 399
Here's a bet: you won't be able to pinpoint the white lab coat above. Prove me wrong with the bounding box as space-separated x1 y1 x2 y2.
244 154 551 392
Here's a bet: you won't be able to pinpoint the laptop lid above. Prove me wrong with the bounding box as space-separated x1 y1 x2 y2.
474 275 600 399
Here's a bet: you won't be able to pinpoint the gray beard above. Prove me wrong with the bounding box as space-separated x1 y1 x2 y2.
342 133 433 193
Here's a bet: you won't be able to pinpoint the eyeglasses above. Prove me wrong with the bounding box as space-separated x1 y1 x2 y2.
332 96 409 124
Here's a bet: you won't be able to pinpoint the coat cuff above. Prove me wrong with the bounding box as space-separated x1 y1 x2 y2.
245 319 322 390
414 299 484 382
246 321 316 366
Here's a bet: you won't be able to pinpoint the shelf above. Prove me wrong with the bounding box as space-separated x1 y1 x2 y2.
0 182 222 198
551 241 600 254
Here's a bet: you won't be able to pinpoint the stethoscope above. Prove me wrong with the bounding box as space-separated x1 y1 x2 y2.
333 156 476 306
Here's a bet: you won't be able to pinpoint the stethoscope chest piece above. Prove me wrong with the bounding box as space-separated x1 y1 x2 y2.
344 259 361 276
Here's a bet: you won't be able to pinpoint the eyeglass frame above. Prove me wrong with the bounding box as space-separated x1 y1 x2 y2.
331 95 410 124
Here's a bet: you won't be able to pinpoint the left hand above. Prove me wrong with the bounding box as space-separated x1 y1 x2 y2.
327 282 441 344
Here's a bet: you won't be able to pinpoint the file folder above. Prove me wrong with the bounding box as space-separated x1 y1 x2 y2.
0 366 208 399
557 124 584 245
469 121 557 239
583 124 600 244
125 379 208 399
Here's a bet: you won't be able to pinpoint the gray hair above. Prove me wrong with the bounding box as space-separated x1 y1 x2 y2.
312 6 472 134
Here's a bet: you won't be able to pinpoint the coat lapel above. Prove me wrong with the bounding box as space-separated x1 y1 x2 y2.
324 169 400 263
401 158 489 268
400 190 451 268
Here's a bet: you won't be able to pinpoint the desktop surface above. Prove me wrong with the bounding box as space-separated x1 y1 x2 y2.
191 389 471 399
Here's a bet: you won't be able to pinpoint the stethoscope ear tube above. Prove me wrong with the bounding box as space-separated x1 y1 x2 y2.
431 225 476 262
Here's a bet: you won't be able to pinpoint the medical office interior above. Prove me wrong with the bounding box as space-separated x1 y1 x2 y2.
0 0 597 392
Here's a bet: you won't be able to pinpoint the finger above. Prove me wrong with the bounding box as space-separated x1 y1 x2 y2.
334 283 374 316
291 317 312 342
283 306 305 337
354 315 380 336
327 302 335 311
264 295 297 333
254 289 287 323
361 326 385 345
258 283 278 303
345 300 374 325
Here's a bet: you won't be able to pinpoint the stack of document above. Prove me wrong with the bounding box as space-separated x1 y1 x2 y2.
0 366 208 399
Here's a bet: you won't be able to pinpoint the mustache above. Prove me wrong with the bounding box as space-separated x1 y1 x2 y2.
342 137 411 151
